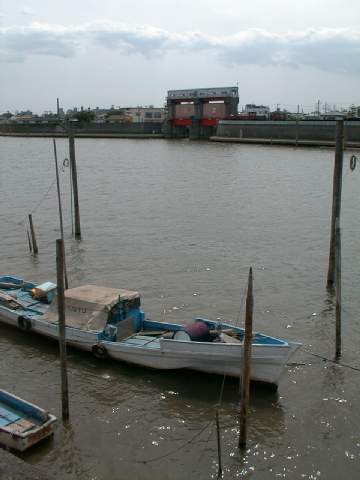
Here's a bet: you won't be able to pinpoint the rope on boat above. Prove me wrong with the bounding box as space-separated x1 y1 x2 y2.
3 155 70 234
138 349 360 465
30 178 57 217
235 282 248 326
306 350 360 372
140 374 227 465
30 157 70 218
217 374 227 406
139 419 214 464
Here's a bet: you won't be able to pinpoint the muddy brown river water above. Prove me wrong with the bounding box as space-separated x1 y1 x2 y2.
1 137 360 479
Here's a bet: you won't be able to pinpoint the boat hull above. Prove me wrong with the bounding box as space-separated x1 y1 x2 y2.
0 300 301 387
0 390 56 452
103 337 300 385
0 417 56 452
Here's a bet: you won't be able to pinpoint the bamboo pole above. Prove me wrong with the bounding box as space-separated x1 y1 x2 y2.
327 120 344 289
335 218 341 358
239 267 253 450
68 123 81 239
53 139 69 290
56 238 69 421
28 214 38 255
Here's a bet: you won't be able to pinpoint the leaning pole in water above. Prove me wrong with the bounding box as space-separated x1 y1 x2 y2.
53 138 69 290
239 267 253 450
68 121 81 239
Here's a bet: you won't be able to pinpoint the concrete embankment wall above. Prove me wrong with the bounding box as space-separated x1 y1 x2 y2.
0 122 164 138
214 120 360 145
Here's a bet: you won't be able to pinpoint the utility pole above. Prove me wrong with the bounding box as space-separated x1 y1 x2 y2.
68 121 81 239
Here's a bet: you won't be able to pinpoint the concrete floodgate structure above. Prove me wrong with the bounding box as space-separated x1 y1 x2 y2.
212 120 360 148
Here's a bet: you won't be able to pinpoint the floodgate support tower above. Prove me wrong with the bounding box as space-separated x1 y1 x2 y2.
165 86 239 139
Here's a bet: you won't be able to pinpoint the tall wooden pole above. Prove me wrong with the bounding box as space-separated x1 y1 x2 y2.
335 218 341 358
53 139 69 290
215 409 222 479
327 120 344 289
295 104 299 147
56 238 70 421
68 122 81 239
239 267 253 450
28 214 38 255
26 229 32 253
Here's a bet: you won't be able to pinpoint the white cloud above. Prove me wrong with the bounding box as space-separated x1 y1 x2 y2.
1 21 360 74
20 6 35 16
0 23 79 61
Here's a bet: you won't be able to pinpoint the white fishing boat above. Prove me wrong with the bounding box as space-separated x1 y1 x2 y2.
0 389 56 452
0 276 301 386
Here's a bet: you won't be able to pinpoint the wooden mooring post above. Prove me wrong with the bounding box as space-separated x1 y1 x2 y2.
56 238 70 421
239 267 253 450
295 104 300 147
327 120 344 289
26 229 32 253
335 218 341 358
216 409 223 479
68 123 81 239
28 214 38 255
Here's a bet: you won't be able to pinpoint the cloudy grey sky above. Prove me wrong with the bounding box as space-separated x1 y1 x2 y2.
1 0 360 113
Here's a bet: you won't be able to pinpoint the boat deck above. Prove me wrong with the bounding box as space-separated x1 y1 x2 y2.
0 287 49 317
0 401 39 434
122 335 161 349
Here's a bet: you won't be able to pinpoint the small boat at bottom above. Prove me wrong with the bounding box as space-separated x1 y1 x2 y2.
0 275 301 387
0 389 57 451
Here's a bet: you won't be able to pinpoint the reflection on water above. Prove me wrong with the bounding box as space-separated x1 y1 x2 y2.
1 138 360 479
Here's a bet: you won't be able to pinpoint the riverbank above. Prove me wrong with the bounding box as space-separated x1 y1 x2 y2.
215 119 360 146
211 136 360 149
0 132 164 139
0 121 164 139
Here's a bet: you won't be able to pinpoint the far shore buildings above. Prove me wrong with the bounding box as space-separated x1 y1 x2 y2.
2 102 360 125
0 106 166 124
100 106 165 124
240 104 270 119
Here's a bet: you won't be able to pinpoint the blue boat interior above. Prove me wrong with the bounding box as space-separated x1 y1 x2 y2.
0 390 45 427
0 276 51 318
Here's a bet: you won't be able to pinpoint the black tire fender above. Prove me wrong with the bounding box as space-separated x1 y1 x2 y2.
92 344 108 359
350 155 357 171
18 316 32 331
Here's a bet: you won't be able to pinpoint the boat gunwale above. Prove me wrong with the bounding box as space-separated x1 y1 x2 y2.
0 389 57 441
0 307 300 349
